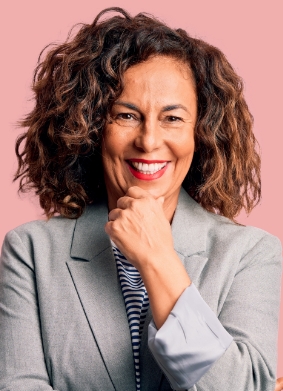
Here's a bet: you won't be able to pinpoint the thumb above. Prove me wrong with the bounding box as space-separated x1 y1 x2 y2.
157 196 165 205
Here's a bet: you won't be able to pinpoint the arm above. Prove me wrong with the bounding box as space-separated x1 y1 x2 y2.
148 233 282 391
147 283 233 390
193 234 282 391
0 230 59 390
105 187 282 391
105 187 233 389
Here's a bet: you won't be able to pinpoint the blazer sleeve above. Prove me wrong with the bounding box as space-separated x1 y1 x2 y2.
148 233 282 391
0 230 59 391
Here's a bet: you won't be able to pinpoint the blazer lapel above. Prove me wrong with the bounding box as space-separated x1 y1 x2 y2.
67 201 136 391
67 189 210 391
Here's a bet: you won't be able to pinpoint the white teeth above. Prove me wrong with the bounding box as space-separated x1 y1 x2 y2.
131 161 167 174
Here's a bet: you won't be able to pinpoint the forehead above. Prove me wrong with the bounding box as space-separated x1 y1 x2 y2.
119 56 197 109
124 55 194 84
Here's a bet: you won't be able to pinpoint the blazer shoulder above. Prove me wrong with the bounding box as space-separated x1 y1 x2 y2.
2 203 107 263
173 189 281 261
2 215 77 258
204 209 282 259
6 214 75 240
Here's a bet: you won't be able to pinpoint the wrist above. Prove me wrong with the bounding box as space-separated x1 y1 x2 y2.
135 248 177 273
139 253 191 329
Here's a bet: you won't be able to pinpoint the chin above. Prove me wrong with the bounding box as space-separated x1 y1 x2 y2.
134 184 167 199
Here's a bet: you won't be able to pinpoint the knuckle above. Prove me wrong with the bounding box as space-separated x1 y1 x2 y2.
110 220 122 237
116 198 124 208
130 199 140 212
104 222 110 234
111 220 118 231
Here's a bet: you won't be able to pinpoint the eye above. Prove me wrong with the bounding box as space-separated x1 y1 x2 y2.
165 115 183 122
116 113 136 121
112 112 141 127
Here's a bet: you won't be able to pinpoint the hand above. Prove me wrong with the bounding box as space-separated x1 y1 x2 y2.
105 186 191 329
275 377 283 391
105 186 175 270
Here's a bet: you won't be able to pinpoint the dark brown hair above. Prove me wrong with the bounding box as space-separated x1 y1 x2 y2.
15 7 261 220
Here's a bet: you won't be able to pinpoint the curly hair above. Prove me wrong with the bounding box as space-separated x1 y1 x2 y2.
14 6 261 221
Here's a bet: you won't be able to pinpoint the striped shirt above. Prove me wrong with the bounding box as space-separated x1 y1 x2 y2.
112 243 150 391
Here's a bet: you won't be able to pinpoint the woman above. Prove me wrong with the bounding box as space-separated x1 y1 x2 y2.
0 6 281 391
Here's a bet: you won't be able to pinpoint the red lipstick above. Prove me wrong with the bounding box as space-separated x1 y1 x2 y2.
126 159 169 181
128 159 168 163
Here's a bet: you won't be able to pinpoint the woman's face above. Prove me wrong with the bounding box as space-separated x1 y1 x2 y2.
102 55 197 213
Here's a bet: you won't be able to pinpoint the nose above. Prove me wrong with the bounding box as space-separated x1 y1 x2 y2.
134 119 163 152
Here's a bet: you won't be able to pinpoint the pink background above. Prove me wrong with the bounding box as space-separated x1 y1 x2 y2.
1 0 282 377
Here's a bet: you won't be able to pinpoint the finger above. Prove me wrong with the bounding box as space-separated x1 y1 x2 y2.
275 378 283 391
157 196 165 205
117 196 135 210
108 208 122 221
105 218 125 245
104 220 119 238
126 186 152 199
104 221 112 236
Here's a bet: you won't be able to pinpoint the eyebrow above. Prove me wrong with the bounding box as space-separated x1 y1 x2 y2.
113 101 190 114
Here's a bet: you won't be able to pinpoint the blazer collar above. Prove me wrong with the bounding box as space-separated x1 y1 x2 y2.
68 201 137 391
70 200 110 261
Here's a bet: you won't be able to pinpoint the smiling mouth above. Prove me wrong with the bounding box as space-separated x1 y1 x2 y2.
126 160 169 181
128 161 168 175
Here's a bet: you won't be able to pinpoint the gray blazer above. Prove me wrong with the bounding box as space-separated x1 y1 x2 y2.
0 189 281 391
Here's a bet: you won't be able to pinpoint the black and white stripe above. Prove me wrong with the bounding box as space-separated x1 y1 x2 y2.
112 243 149 391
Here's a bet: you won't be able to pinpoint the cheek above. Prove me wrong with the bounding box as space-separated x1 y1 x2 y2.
102 126 133 160
173 133 195 160
102 129 120 163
